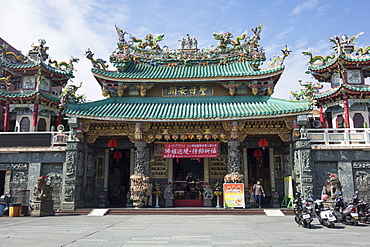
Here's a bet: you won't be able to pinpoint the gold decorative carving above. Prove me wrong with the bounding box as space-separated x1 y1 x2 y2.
222 122 231 131
238 133 248 142
82 123 90 132
96 156 104 178
284 120 294 129
127 135 135 143
149 158 167 178
210 156 227 178
278 133 291 142
87 135 98 143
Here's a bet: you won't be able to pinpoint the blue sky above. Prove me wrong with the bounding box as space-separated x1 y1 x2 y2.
1 0 369 101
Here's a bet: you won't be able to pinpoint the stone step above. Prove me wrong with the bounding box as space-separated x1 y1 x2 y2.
56 208 293 216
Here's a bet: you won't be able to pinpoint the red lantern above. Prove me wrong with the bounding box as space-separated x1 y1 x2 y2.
258 138 268 149
254 149 263 158
108 138 117 150
114 150 122 161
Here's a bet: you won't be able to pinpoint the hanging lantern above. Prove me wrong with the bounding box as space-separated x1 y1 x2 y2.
113 150 122 161
164 134 171 140
155 134 162 140
188 134 194 140
172 135 179 141
258 138 268 149
204 134 211 140
196 134 203 140
180 134 187 140
108 138 117 150
212 134 218 140
254 149 263 158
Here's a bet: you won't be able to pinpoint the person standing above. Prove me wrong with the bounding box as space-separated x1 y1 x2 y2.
252 180 265 208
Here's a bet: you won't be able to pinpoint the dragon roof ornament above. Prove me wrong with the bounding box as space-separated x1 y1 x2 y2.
1 39 77 73
105 24 290 71
302 32 369 67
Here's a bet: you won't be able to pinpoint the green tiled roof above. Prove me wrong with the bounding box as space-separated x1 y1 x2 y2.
315 84 370 99
93 61 284 80
2 60 73 76
65 95 311 121
0 90 61 103
307 55 370 71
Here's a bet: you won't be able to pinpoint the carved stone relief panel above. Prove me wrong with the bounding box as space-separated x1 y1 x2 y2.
41 163 63 208
10 168 28 200
353 162 370 202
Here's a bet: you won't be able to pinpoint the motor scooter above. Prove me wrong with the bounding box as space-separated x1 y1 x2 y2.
353 192 370 223
314 198 337 228
293 192 313 228
333 192 359 226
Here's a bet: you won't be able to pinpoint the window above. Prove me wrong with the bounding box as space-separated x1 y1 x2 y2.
336 115 344 128
20 117 30 132
37 118 47 131
353 113 364 128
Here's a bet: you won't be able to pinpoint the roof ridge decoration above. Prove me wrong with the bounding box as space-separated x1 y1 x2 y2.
1 39 78 74
302 32 368 68
87 24 290 72
291 80 323 105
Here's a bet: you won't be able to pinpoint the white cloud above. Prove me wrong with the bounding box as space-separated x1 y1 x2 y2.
290 0 320 15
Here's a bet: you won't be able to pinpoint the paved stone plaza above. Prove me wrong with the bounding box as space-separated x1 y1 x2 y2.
1 214 369 246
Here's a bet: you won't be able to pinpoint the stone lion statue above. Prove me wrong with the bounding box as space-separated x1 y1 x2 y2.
323 174 342 200
164 183 174 200
33 175 53 201
202 183 214 200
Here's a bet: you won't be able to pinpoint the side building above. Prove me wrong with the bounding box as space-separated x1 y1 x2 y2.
301 33 370 202
0 38 77 208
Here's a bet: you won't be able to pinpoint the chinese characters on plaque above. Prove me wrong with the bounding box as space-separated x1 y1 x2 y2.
163 85 212 96
163 142 219 158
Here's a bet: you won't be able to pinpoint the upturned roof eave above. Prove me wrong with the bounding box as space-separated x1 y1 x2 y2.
65 110 311 122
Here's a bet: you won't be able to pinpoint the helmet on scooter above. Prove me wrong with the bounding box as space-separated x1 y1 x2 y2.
295 192 301 198
322 194 329 201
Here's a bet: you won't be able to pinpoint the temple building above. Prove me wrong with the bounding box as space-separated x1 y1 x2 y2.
63 25 311 209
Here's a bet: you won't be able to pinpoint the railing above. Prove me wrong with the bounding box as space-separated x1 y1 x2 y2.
307 128 370 147
0 131 71 148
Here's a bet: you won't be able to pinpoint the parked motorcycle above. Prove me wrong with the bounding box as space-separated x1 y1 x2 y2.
293 192 313 228
333 192 359 226
353 192 370 223
314 198 337 228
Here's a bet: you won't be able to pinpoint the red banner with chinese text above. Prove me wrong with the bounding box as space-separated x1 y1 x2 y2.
163 142 219 158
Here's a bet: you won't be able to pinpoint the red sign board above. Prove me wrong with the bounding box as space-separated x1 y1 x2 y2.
163 142 219 158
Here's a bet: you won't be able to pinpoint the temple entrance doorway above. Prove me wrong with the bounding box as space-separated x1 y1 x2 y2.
108 149 130 207
173 158 204 206
247 148 271 207
0 170 5 196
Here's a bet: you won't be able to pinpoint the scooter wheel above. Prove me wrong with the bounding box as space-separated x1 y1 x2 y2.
352 219 359 226
329 223 335 228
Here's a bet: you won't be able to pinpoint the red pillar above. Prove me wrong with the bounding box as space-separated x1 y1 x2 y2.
319 105 325 128
343 98 350 128
3 102 10 132
32 103 39 132
56 109 63 127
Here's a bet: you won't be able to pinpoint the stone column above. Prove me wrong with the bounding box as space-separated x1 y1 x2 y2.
60 117 82 211
294 130 313 200
224 141 244 183
130 141 150 208
60 141 81 211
